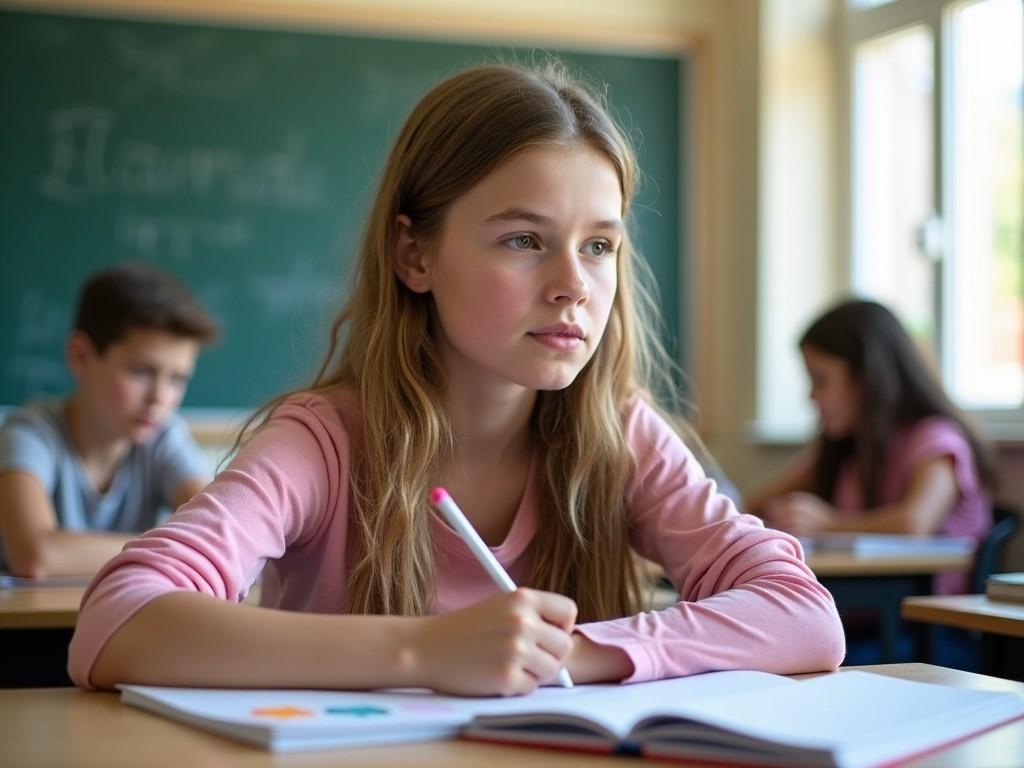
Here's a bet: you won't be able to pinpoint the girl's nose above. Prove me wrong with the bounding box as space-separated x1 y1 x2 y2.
546 251 589 305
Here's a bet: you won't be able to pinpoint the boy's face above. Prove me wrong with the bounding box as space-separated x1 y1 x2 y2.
69 328 199 444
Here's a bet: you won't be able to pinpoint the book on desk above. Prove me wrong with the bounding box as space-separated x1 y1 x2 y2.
987 572 1024 604
120 668 1024 765
798 533 975 557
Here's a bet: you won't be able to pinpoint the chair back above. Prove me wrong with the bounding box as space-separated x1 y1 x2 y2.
970 502 1022 594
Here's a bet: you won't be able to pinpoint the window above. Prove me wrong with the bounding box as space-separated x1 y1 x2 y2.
847 0 1024 434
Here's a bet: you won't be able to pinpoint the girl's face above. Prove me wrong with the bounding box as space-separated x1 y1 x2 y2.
419 145 623 394
801 344 860 439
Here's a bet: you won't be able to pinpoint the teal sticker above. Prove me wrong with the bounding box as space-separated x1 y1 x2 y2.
325 705 389 717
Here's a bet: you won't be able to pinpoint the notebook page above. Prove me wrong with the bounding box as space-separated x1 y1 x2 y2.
469 670 793 738
634 671 1024 767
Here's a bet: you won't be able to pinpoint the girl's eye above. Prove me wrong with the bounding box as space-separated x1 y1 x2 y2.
584 240 615 257
504 234 537 251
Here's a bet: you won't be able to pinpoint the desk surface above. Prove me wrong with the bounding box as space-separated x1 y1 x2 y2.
0 587 83 629
1 664 1020 767
903 594 1024 638
807 551 971 577
0 584 263 630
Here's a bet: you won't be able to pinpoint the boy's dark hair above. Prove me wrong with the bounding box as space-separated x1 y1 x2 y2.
74 262 219 353
801 298 998 506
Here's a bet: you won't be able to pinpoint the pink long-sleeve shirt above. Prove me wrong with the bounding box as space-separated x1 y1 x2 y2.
68 391 845 688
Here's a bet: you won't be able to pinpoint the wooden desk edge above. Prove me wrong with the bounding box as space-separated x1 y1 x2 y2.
902 595 1024 638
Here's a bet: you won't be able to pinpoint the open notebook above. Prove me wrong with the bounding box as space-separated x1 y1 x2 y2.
120 669 1024 766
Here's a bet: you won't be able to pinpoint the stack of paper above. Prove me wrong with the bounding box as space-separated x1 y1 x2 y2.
987 572 1024 603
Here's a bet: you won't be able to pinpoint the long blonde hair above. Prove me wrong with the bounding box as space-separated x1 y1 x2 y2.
241 61 676 621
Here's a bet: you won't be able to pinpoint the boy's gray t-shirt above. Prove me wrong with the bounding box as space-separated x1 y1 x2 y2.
0 399 211 563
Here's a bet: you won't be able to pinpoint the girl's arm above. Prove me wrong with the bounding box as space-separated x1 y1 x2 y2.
743 450 814 515
571 401 845 683
90 587 576 696
771 456 957 536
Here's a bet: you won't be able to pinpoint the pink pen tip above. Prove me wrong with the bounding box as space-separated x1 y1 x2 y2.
430 487 449 506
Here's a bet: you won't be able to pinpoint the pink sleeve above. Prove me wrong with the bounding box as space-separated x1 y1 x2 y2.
67 394 351 689
575 400 845 682
902 418 980 499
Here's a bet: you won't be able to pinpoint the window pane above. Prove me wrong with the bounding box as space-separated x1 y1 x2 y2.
852 26 937 353
948 0 1024 408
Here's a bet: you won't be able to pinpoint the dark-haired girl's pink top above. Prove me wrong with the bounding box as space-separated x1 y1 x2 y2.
68 391 845 688
831 417 992 594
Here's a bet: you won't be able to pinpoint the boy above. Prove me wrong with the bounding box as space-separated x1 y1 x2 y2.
0 262 219 578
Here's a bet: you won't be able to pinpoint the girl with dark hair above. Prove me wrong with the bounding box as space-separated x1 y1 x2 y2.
747 298 997 594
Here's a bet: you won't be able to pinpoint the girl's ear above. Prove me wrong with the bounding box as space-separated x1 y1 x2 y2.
393 214 432 294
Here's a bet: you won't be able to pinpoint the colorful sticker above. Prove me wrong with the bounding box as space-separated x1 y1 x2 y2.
324 705 390 717
251 706 314 720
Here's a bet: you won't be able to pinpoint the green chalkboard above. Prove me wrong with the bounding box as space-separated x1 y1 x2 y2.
0 10 686 411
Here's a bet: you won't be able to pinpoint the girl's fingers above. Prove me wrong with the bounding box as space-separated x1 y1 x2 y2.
520 648 563 686
532 618 574 662
522 588 578 632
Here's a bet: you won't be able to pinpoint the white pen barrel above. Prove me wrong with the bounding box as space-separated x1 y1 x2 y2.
431 488 574 688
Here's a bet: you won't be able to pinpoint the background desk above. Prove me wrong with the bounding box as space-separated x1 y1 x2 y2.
0 585 261 688
0 586 84 629
903 595 1024 680
807 551 971 577
808 551 971 664
0 587 85 688
1 664 1021 767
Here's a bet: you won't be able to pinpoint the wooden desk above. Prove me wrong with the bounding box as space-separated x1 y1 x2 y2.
0 587 87 688
903 595 1024 680
903 595 1024 638
0 583 262 630
0 585 260 688
807 551 971 577
807 551 970 665
1 664 1020 767
0 587 84 629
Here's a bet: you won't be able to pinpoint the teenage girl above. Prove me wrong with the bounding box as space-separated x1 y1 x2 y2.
69 63 844 693
747 299 996 594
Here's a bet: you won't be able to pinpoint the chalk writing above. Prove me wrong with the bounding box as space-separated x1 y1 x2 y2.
116 210 253 259
111 29 261 101
39 108 327 209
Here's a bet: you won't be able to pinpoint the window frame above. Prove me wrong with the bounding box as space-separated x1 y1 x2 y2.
844 0 1024 440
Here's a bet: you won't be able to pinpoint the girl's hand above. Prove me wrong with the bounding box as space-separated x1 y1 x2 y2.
409 588 577 696
764 492 836 536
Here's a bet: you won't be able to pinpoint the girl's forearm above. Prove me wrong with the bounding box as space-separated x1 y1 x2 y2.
826 504 921 534
89 591 422 690
567 633 634 683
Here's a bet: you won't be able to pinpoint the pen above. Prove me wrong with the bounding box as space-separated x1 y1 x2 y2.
429 486 574 688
